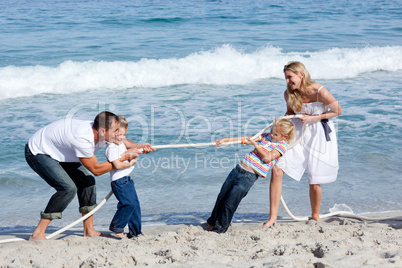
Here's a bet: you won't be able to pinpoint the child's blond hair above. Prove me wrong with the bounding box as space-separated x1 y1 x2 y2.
273 118 295 142
117 115 129 129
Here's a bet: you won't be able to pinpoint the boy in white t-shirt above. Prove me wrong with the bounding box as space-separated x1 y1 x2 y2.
105 116 141 239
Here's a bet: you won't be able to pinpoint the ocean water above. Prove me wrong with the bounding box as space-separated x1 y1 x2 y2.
0 0 401 232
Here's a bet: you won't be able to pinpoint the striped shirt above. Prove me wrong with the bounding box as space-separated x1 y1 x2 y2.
241 134 288 177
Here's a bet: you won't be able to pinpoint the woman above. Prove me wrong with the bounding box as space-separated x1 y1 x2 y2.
263 61 342 227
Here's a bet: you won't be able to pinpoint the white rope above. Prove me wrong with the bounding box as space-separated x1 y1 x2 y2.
45 190 114 240
1 114 399 244
150 114 303 150
0 191 114 244
280 196 402 221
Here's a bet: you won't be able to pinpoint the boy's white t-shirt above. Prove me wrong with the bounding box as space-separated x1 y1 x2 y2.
105 142 135 181
28 119 105 162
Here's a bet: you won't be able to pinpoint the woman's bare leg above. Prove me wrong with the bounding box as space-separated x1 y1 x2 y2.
309 184 322 221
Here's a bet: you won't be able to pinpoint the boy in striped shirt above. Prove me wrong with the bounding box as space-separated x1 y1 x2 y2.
206 118 295 233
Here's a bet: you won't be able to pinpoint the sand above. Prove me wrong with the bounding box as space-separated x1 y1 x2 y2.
1 213 402 268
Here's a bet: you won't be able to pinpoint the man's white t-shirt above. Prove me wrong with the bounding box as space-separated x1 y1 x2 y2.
28 119 106 162
105 142 135 181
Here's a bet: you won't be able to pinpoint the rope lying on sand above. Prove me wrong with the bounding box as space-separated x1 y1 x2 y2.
0 192 114 244
280 196 401 221
1 114 400 244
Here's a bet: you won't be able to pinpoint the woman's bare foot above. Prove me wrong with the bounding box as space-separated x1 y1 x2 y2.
206 225 214 231
29 234 47 241
262 220 276 228
309 215 322 222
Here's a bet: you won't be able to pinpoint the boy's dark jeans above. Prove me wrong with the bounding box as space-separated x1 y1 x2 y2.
109 176 142 237
207 164 258 233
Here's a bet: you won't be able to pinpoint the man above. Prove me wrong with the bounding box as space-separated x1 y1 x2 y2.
25 111 153 241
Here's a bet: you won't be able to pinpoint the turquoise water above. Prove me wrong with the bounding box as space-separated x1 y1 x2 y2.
0 0 401 231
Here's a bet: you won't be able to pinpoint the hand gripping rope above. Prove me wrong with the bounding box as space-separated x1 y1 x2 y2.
1 115 400 243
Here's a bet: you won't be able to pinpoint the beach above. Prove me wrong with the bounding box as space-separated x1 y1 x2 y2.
1 212 401 267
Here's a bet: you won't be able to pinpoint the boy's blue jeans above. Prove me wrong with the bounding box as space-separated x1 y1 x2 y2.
207 164 258 233
24 144 97 219
110 176 142 237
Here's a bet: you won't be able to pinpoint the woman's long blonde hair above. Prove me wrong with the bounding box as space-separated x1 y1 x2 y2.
284 61 314 112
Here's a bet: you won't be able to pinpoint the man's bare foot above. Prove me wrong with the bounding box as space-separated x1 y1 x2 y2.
114 232 126 239
84 230 101 237
29 234 47 241
85 230 113 238
206 225 214 231
262 220 276 228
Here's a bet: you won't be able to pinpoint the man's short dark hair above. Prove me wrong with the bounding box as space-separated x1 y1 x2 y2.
93 111 119 131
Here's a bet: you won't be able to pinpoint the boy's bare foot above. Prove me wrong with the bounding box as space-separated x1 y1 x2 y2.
262 220 276 228
206 225 214 231
114 232 126 239
29 234 47 241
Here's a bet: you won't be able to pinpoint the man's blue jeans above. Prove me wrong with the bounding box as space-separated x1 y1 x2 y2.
24 144 97 219
109 176 142 238
207 164 258 233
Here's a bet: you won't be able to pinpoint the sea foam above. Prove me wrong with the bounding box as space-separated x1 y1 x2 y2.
0 45 401 100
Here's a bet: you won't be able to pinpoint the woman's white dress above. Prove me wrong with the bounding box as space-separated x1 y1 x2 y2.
276 101 339 184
